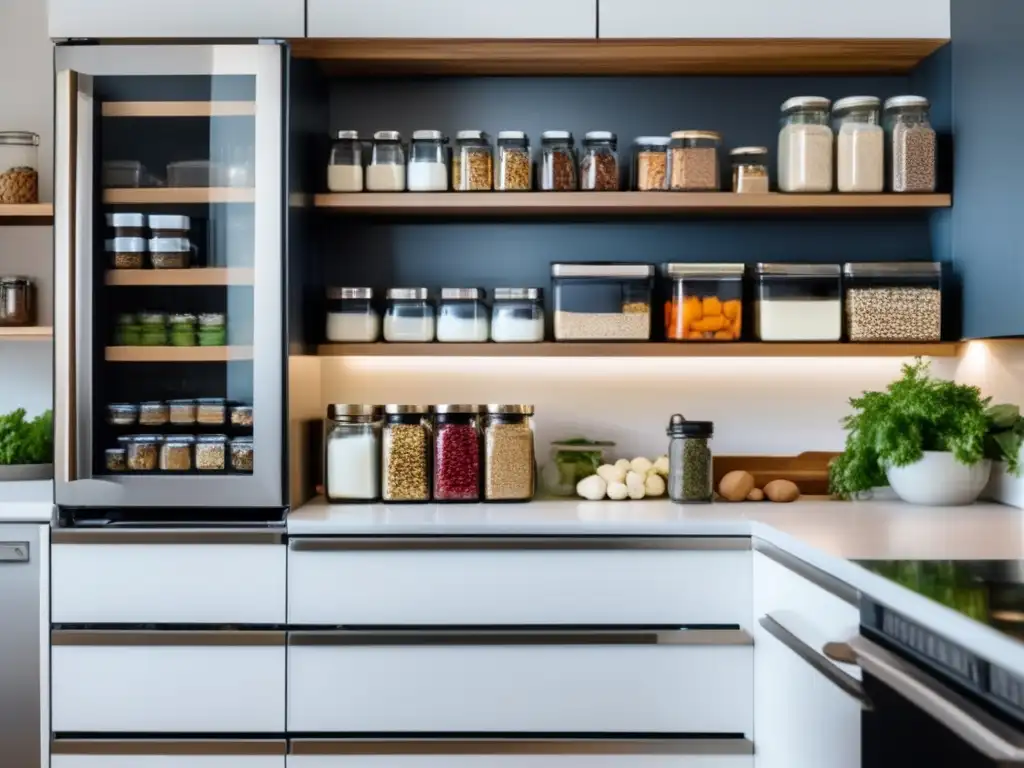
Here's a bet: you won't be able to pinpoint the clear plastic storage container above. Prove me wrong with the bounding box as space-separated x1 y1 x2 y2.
0 131 39 204
580 131 619 191
366 131 406 192
633 137 669 191
148 237 192 269
755 263 842 341
540 131 576 191
138 401 169 427
778 96 833 193
552 263 654 341
730 147 770 194
491 287 544 343
107 403 138 426
884 96 937 193
107 213 147 238
169 313 197 346
433 404 482 502
666 414 714 503
328 130 364 192
844 262 942 342
120 435 160 472
407 130 448 192
325 404 382 502
326 287 380 342
168 399 197 424
668 130 722 191
160 435 194 472
833 96 884 193
382 404 433 502
195 434 227 471
231 436 254 473
108 237 147 270
437 288 489 343
662 263 744 342
196 397 227 425
453 130 492 191
496 131 531 191
483 404 535 502
384 288 435 342
149 214 190 240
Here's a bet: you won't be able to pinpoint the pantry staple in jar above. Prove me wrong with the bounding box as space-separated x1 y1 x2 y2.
452 130 492 192
633 136 669 191
407 130 448 192
0 132 39 204
160 436 194 472
844 262 942 342
325 404 382 502
755 263 842 341
778 96 834 193
668 131 722 191
666 415 714 503
138 401 169 427
195 435 227 471
148 214 190 240
116 313 141 345
169 313 197 346
491 287 544 343
196 398 227 425
496 131 531 191
328 130 364 192
107 403 138 426
366 131 406 192
833 96 884 193
552 263 653 341
149 237 191 268
106 213 147 238
384 288 435 342
433 404 482 502
231 437 254 472
437 287 489 342
168 399 197 424
138 311 169 346
120 435 160 472
382 404 432 502
730 147 770 194
326 287 380 342
230 405 253 427
580 131 619 191
484 404 535 502
662 263 744 341
105 448 127 472
0 277 32 327
109 237 146 270
198 313 226 346
540 131 576 191
885 96 937 193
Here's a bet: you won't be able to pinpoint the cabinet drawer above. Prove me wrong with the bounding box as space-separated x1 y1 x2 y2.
52 531 286 624
288 538 751 627
287 630 752 734
52 631 286 733
52 741 285 768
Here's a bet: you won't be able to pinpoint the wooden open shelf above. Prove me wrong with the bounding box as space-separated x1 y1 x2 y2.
106 346 254 362
101 101 256 118
103 188 255 205
0 203 53 225
106 268 256 287
0 326 53 341
317 342 962 358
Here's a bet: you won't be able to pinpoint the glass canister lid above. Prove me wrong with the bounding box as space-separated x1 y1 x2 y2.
833 96 881 114
327 404 379 419
386 287 429 301
384 404 432 415
493 287 542 301
0 131 39 146
412 129 446 142
326 286 373 300
440 287 485 300
670 130 722 142
486 404 534 415
435 404 481 414
666 414 714 437
373 130 401 142
335 130 360 140
781 96 831 113
730 146 768 159
884 95 930 111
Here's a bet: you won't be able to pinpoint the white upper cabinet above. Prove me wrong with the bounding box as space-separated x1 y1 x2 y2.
598 0 949 38
307 0 597 38
48 0 305 39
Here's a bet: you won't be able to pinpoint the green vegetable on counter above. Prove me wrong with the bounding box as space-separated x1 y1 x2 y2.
0 408 53 465
543 438 615 496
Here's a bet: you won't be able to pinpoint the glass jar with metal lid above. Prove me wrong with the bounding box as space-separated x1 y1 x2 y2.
661 263 744 342
483 404 535 502
383 288 435 342
552 263 654 341
540 130 576 191
666 414 714 503
633 136 670 191
437 287 489 343
844 262 941 342
496 131 531 191
730 147 770 194
325 404 382 502
452 130 492 191
0 277 33 326
755 263 842 341
169 313 197 346
382 404 433 503
491 287 544 343
0 131 39 204
326 287 380 342
580 131 619 191
329 130 364 192
667 131 722 191
366 130 405 192
434 404 483 502
833 96 883 193
778 96 833 193
407 130 448 192
884 96 937 193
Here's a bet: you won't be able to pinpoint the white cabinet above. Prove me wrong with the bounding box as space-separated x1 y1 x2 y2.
48 0 305 39
306 0 596 38
598 0 949 38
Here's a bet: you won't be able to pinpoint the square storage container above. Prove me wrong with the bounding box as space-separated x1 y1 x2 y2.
325 287 380 342
437 287 489 343
552 263 653 341
491 287 544 343
755 263 842 341
384 288 435 342
662 263 744 341
844 262 941 342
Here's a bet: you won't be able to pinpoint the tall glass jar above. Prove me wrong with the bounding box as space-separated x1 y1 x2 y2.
667 131 722 191
366 130 405 192
483 404 535 502
434 404 482 502
384 287 435 342
730 147 770 194
0 131 39 204
778 96 833 193
328 130 363 192
453 130 493 191
382 404 433 502
666 414 714 503
884 96 937 193
633 136 669 191
833 96 883 193
580 131 619 191
325 404 382 503
407 129 448 192
540 131 576 191
496 131 531 191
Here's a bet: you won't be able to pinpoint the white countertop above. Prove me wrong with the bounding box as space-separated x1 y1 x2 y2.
0 480 52 522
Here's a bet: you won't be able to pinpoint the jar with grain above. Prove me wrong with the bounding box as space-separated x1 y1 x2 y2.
326 287 380 342
0 132 39 204
106 213 147 238
382 404 433 503
407 130 448 192
231 436 254 473
730 147 770 194
196 398 227 425
108 237 147 270
633 136 669 191
120 435 160 472
491 287 544 343
138 401 169 427
149 237 192 269
843 262 941 342
778 96 833 193
884 96 937 193
328 130 364 192
540 131 576 191
384 288 435 342
668 131 722 191
666 415 714 504
366 131 405 192
105 447 127 473
452 130 493 192
325 404 382 503
148 214 190 240
580 131 619 191
552 262 653 341
484 404 535 502
168 399 197 424
437 287 489 343
160 435 194 472
662 263 744 342
496 131 531 191
195 434 227 472
833 96 884 193
107 403 138 426
434 404 482 502
755 263 842 341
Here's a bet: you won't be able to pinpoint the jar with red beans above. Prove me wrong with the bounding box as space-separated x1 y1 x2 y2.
433 404 482 502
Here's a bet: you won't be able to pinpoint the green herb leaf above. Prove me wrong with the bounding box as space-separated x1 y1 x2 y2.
0 408 53 466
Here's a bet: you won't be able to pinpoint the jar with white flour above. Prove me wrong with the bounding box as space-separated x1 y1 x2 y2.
407 130 448 191
778 96 833 193
437 287 490 342
754 263 842 341
326 286 380 342
384 288 435 342
366 131 406 192
833 96 884 193
325 404 382 502
491 287 545 343
327 130 363 192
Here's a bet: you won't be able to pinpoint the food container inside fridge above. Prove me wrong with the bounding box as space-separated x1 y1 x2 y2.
138 401 169 427
195 434 227 471
102 160 159 188
160 435 195 472
148 237 192 269
755 263 842 341
167 160 227 188
106 213 147 238
196 398 227 425
148 214 190 239
119 435 160 472
231 437 254 473
662 263 744 341
552 263 653 341
168 399 197 424
106 403 138 426
108 237 147 270
843 262 942 342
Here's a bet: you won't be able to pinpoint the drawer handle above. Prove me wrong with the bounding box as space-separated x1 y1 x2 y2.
52 529 284 545
52 629 286 646
0 542 29 562
289 536 751 551
51 740 287 756
289 738 754 756
288 628 752 646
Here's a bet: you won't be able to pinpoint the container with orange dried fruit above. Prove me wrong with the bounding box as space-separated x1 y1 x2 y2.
661 263 744 341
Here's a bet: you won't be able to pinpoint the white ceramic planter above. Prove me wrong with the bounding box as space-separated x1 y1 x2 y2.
886 451 992 506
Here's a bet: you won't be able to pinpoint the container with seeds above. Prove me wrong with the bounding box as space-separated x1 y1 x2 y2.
668 130 722 191
230 405 253 427
108 237 147 270
434 404 482 503
552 262 653 341
633 136 669 191
168 399 197 425
884 95 937 193
119 435 160 472
730 146 770 194
579 131 619 191
138 401 169 427
196 397 226 425
169 313 197 346
105 447 127 472
666 415 713 503
382 404 432 502
843 262 941 342
195 434 227 471
107 213 147 238
138 311 168 346
231 436 254 473
496 131 531 191
540 131 576 191
107 403 138 426
483 404 535 502
452 130 493 192
160 435 194 472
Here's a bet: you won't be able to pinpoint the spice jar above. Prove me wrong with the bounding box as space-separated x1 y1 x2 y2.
138 311 168 346
198 313 226 346
668 131 721 191
666 415 714 503
491 287 544 343
105 447 127 473
326 287 380 342
0 132 39 204
384 288 435 342
169 313 197 346
407 130 448 192
580 131 619 191
168 399 197 424
120 435 160 472
437 287 489 343
662 263 744 341
452 130 492 192
843 262 941 342
231 436 254 473
434 404 482 502
382 404 432 503
833 96 884 193
496 131 531 191
884 96 937 193
328 130 364 192
325 404 382 502
138 401 169 427
108 237 147 270
633 137 669 191
540 131 576 191
0 277 33 326
730 147 770 194
106 213 147 238
778 96 833 193
366 131 405 192
107 403 138 426
195 434 227 471
483 404 535 502
160 435 194 472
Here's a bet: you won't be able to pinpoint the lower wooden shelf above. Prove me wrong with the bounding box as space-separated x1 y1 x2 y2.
0 203 53 225
0 326 53 341
105 268 255 286
106 346 253 362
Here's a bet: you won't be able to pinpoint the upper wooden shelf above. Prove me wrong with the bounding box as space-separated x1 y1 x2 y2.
102 101 256 118
0 326 53 341
289 38 949 76
106 346 254 363
106 268 255 287
103 188 255 205
0 203 53 225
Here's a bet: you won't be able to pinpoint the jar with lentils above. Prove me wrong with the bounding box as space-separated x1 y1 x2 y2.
668 130 722 191
633 136 669 191
433 404 482 502
579 131 619 191
540 131 576 191
453 130 493 192
483 404 535 502
884 96 937 193
496 131 531 191
382 404 433 502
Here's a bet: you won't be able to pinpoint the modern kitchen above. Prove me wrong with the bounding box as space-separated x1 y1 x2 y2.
3 0 1024 766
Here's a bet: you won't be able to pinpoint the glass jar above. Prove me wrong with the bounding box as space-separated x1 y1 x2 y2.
160 435 194 472
138 401 169 427
662 263 744 342
107 213 147 238
542 439 615 497
169 313 197 346
120 435 160 472
168 399 197 424
105 447 127 472
366 130 406 192
778 96 833 193
0 277 33 326
666 415 714 503
198 312 226 346
844 262 942 342
326 287 380 342
382 404 433 502
496 131 531 191
540 131 576 191
491 287 544 343
668 130 722 191
433 404 482 502
148 214 190 240
633 136 670 191
437 287 489 343
755 263 842 341
325 404 382 502
552 263 654 341
407 130 448 192
149 237 192 269
483 404 535 502
230 405 254 427
328 130 364 192
452 130 492 192
107 403 138 426
195 435 227 472
231 436 254 473
580 131 619 191
115 313 141 345
730 147 770 194
0 131 39 204
833 96 884 193
196 398 227 425
109 237 147 270
384 288 435 342
884 96 937 193
138 311 168 346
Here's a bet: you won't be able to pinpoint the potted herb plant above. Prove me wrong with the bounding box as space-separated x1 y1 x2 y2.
829 360 1024 505
0 408 53 481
